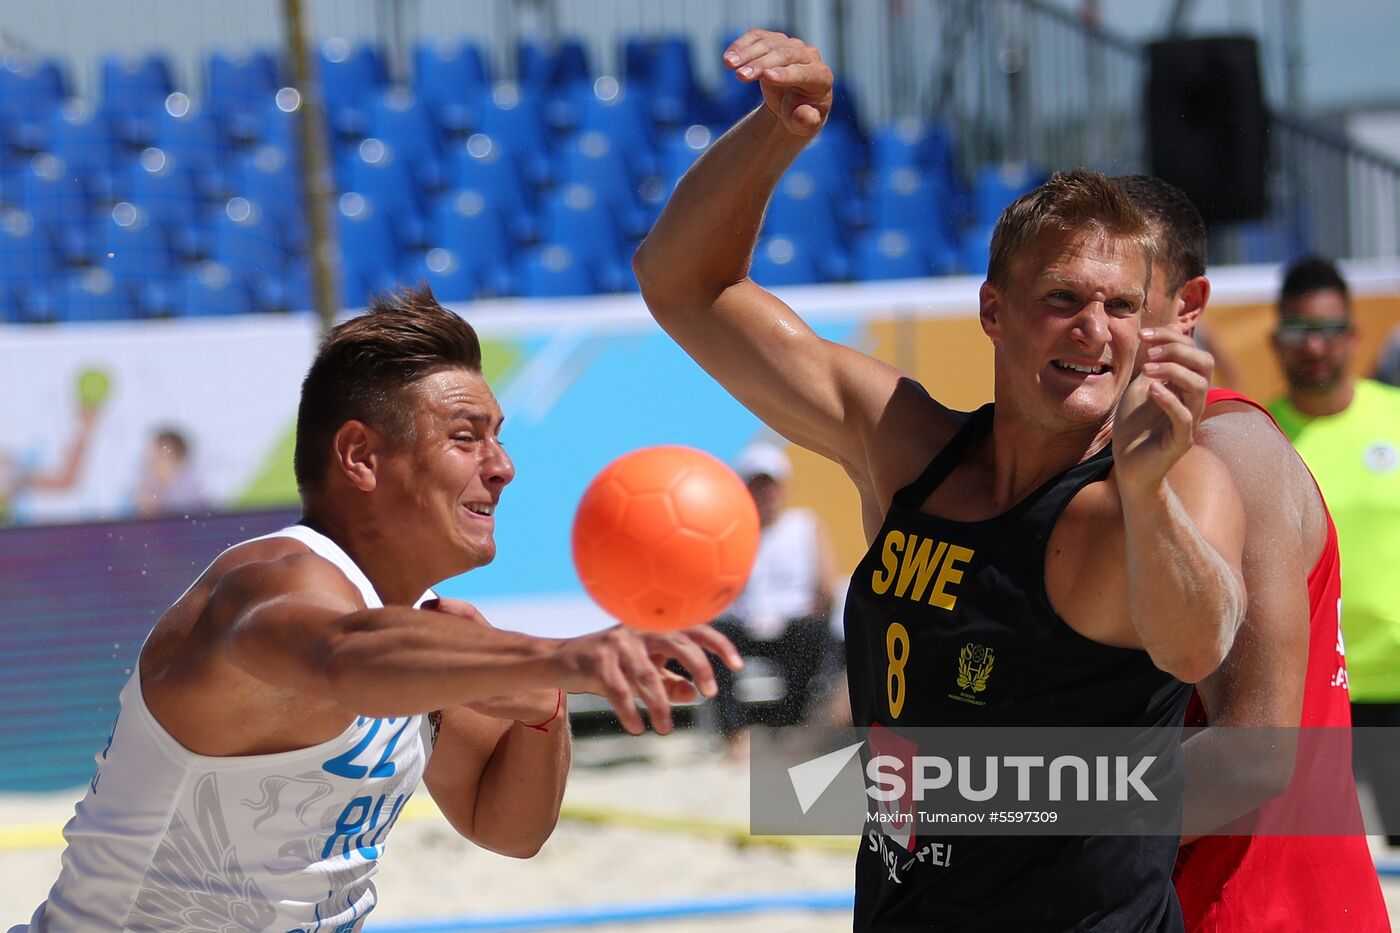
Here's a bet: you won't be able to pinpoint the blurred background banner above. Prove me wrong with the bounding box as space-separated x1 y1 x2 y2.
0 315 319 525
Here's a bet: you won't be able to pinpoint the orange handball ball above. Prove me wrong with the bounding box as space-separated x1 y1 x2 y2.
572 445 761 631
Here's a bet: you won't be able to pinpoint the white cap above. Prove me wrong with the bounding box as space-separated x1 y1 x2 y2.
735 442 791 482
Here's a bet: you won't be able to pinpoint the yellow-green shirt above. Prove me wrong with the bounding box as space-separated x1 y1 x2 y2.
1270 380 1400 702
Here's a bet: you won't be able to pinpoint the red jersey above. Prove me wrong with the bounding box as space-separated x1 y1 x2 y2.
1172 389 1390 931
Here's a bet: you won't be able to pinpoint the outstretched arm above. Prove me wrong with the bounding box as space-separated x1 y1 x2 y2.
214 552 740 734
633 30 935 479
1113 330 1246 683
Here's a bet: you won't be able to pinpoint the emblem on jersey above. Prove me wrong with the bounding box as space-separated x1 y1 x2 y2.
951 643 994 704
1363 442 1397 474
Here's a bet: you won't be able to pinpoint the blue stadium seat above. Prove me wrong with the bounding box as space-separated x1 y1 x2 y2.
366 89 443 190
172 262 255 317
656 124 714 184
429 189 514 295
576 76 655 154
446 133 536 243
266 259 313 313
254 88 296 151
538 183 630 292
474 84 552 189
622 36 652 87
98 203 174 309
155 92 227 197
336 192 400 306
59 270 135 323
973 162 1044 226
850 230 935 281
555 131 647 237
211 197 288 299
245 87 332 156
749 235 821 287
516 40 553 94
763 170 847 281
231 144 307 247
18 153 91 264
515 244 595 297
645 36 701 127
260 257 355 315
128 148 204 258
517 38 590 136
790 134 863 228
0 209 61 316
318 38 387 139
45 100 118 203
207 48 280 144
826 81 869 161
552 40 590 92
958 221 996 278
0 283 19 323
100 53 174 147
413 39 490 137
406 246 478 303
0 56 69 152
871 118 960 190
871 118 928 172
869 166 958 246
346 137 425 246
517 38 589 95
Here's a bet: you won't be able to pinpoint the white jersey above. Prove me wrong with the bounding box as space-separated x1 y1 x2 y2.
726 508 822 640
15 525 435 932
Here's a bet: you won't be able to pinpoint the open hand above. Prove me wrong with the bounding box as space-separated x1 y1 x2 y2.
724 29 832 138
1113 328 1213 494
553 624 742 736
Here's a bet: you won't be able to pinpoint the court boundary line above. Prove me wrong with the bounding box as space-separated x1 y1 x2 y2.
364 889 854 932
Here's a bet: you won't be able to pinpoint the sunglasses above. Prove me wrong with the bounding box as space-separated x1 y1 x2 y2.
1275 319 1351 348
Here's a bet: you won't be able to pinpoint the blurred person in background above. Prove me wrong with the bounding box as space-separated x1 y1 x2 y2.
0 387 104 526
132 427 208 518
1118 176 1389 931
1267 256 1400 853
708 441 837 760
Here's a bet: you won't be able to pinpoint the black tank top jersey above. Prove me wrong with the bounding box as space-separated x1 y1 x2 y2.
843 404 1191 932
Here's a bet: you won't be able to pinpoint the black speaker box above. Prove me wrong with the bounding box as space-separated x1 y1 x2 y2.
1146 36 1269 225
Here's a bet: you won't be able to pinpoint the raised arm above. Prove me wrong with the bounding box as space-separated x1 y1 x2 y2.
1113 329 1246 683
1179 405 1313 839
632 30 923 476
25 404 101 492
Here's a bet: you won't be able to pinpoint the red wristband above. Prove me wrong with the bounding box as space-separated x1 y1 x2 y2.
523 689 564 732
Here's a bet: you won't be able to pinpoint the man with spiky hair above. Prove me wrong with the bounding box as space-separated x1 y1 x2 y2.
14 286 739 932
